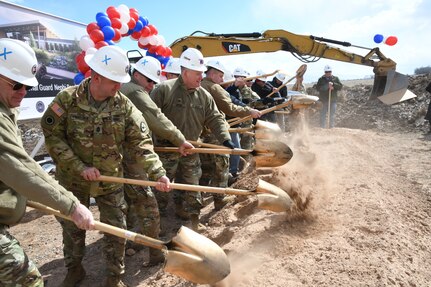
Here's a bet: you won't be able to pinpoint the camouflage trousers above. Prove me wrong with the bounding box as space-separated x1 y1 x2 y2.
124 183 160 239
156 153 202 215
0 225 43 286
56 188 127 277
200 134 229 201
240 121 255 162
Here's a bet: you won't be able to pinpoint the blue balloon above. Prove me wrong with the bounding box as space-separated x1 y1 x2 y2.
140 16 149 27
160 56 170 66
96 12 108 21
102 26 115 41
97 15 111 28
133 20 143 32
107 40 115 45
373 34 384 44
74 73 85 85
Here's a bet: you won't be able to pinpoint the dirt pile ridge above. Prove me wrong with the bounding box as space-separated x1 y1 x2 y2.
10 74 431 286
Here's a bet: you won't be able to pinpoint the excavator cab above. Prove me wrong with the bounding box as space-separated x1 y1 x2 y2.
168 30 412 105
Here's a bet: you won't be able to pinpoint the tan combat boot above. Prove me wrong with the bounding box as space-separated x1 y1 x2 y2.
60 264 86 287
213 195 235 211
101 275 127 287
175 203 190 220
148 249 165 266
190 214 206 232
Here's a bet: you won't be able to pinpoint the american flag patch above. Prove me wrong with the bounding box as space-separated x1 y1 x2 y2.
51 102 64 117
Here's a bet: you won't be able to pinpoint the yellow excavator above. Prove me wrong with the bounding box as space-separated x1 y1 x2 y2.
168 29 412 105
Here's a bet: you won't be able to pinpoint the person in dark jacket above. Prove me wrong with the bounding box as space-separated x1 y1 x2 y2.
316 65 343 128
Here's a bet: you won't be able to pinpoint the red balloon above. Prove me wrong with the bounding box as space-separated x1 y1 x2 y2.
127 18 136 30
89 29 104 43
112 28 121 42
138 42 145 49
86 22 100 35
148 45 157 54
129 11 139 22
129 8 139 15
94 41 109 49
75 51 85 64
164 47 172 57
156 45 166 56
106 6 121 19
385 36 398 46
141 26 151 37
131 31 141 41
147 24 158 35
110 17 122 29
77 59 90 74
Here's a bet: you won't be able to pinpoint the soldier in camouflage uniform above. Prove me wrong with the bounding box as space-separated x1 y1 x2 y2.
41 46 170 287
150 48 232 231
227 68 261 163
200 61 261 210
0 38 95 287
120 56 193 261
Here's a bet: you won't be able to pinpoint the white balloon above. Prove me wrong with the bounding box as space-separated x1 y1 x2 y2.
117 4 129 14
86 47 97 55
139 36 150 45
119 22 129 34
119 11 130 23
156 35 166 46
148 35 158 46
79 35 94 51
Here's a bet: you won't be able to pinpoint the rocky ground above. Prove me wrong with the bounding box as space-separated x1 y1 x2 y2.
11 73 431 286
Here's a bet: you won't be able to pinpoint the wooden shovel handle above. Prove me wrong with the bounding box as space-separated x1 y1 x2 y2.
154 147 252 155
188 140 229 149
229 100 292 127
98 175 254 196
26 201 165 250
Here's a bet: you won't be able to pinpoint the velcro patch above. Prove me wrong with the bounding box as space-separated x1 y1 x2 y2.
51 102 64 117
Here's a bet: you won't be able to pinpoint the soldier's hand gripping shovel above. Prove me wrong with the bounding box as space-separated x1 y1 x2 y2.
155 138 293 168
26 201 230 285
98 175 293 213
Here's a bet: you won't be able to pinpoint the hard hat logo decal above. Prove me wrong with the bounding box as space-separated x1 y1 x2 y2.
125 65 130 74
102 55 112 65
199 59 204 64
142 59 148 66
31 64 37 75
157 70 160 76
0 47 12 60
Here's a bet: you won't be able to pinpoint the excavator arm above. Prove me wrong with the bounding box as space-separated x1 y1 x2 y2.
169 29 410 104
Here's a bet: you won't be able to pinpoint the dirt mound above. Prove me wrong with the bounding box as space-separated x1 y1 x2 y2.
10 75 431 286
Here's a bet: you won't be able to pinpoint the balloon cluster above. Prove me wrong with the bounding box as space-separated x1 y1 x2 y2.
373 34 398 46
74 4 172 84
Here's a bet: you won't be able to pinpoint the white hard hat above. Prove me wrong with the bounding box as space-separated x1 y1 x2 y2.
275 72 286 82
324 65 332 72
163 58 181 75
179 48 207 72
233 67 248 77
0 38 38 86
223 70 234 83
134 56 161 84
85 45 131 83
256 70 267 81
206 59 226 74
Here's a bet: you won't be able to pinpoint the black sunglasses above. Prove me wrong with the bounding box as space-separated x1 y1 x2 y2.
144 76 156 84
0 76 33 91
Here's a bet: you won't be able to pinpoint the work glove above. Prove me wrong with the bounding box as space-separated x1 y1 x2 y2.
223 140 236 149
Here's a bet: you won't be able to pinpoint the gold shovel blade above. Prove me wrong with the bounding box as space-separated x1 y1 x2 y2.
256 179 293 212
164 226 231 284
253 139 293 167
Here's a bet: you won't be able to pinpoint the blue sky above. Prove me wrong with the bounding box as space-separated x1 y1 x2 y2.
5 0 430 83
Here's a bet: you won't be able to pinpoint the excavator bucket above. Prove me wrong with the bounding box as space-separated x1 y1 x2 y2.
371 71 414 105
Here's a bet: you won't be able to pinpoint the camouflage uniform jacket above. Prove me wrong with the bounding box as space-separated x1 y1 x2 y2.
150 77 230 144
201 78 251 118
0 101 78 225
120 79 185 147
41 78 165 197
